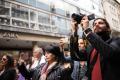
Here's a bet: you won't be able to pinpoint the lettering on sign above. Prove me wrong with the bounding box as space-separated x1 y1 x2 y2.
0 32 18 39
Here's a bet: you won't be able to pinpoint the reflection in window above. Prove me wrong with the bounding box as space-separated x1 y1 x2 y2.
16 0 28 4
63 2 78 15
0 17 10 25
50 0 65 15
30 10 37 21
11 4 28 20
66 20 71 31
39 24 44 31
37 0 49 11
51 15 67 34
4 1 10 7
37 0 49 5
45 25 51 32
51 26 58 33
38 12 50 24
30 23 35 29
0 1 10 7
38 24 51 32
50 4 56 13
29 0 36 7
51 16 66 29
0 6 10 15
12 19 29 28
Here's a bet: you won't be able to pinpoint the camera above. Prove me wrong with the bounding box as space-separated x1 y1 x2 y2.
71 13 95 24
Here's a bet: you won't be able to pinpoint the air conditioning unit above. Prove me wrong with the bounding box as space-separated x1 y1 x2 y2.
51 7 56 13
66 11 70 18
50 4 56 13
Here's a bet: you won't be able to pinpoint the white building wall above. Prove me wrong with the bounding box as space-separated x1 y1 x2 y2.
103 0 120 32
64 0 104 17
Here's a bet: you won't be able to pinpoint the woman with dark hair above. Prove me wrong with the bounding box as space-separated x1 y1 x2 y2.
18 44 73 80
0 54 16 80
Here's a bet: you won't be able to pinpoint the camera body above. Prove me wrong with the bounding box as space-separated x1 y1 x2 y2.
71 13 95 24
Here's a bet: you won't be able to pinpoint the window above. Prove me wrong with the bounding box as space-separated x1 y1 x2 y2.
51 15 67 34
11 4 29 20
38 24 51 32
12 19 29 28
16 0 28 4
37 0 49 11
0 17 10 25
66 20 71 31
0 6 10 15
63 2 78 15
38 12 50 24
30 10 37 21
0 0 5 5
29 0 36 7
30 10 37 29
30 23 36 29
0 1 10 16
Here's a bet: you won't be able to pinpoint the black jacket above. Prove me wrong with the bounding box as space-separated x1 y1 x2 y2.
70 32 120 80
18 62 73 80
0 68 16 80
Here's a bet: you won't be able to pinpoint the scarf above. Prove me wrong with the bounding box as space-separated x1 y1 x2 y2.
40 62 57 80
96 31 110 41
90 49 102 80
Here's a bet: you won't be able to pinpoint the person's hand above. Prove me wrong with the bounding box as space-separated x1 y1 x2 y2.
71 19 79 33
81 16 89 30
59 38 65 49
18 58 25 65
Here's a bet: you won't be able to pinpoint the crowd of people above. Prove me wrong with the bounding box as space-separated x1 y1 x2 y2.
0 14 120 80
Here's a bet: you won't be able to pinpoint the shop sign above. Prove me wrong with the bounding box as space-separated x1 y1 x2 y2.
0 32 18 39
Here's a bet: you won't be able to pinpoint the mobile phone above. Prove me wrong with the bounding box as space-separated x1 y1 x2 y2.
88 14 95 21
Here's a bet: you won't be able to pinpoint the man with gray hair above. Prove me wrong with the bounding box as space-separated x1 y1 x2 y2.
30 46 46 69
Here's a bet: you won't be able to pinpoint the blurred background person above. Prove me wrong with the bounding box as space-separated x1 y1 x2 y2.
30 46 46 69
14 58 25 80
18 44 73 80
63 48 71 59
71 38 88 80
18 51 32 70
59 37 88 80
0 54 16 80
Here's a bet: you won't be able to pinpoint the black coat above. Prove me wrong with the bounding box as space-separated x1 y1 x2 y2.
86 33 120 80
18 62 73 80
0 68 16 80
70 32 120 80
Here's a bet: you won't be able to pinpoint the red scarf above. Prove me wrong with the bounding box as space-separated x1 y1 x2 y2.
90 49 102 80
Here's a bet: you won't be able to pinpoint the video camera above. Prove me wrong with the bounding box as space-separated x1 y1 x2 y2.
71 13 95 24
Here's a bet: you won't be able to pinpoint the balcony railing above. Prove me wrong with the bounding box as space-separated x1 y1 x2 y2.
0 0 71 36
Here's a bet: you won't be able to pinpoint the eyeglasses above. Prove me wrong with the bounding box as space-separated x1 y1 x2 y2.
2 58 7 61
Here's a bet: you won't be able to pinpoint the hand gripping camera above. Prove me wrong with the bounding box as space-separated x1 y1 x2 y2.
71 13 95 24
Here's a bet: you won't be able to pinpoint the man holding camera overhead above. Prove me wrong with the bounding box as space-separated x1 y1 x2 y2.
70 13 120 80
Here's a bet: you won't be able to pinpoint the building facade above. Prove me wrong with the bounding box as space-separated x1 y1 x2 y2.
0 0 72 50
0 0 107 57
102 0 120 37
1 0 103 50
